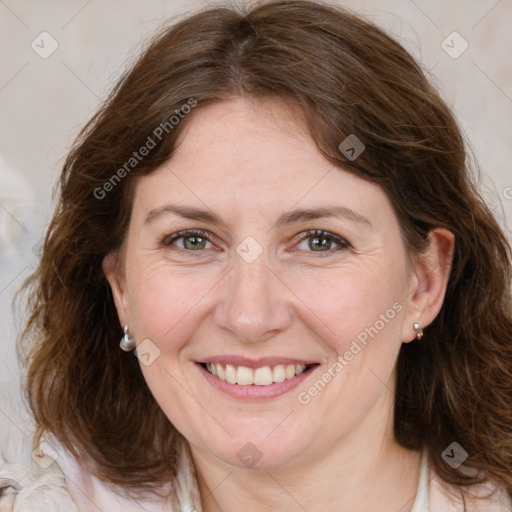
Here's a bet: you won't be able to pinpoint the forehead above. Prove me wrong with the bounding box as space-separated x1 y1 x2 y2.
172 97 322 180
132 97 393 228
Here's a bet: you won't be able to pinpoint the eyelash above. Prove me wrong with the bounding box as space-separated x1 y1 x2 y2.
161 229 351 256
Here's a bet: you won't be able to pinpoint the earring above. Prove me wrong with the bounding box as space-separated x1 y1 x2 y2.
120 324 136 351
413 322 423 340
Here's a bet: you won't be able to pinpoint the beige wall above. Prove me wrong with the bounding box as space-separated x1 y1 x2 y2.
1 0 511 460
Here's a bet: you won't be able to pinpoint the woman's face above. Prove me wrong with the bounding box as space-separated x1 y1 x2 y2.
106 97 422 470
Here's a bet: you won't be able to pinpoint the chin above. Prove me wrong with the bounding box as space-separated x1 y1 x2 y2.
196 427 313 470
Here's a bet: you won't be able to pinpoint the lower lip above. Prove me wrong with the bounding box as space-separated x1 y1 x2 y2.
196 363 317 400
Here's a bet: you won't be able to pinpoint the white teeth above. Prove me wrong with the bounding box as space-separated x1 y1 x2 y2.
254 366 273 385
295 364 306 376
272 364 286 383
225 364 237 384
205 362 308 385
285 364 296 380
236 366 254 385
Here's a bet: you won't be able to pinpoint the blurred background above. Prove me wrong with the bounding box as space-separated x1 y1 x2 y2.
1 0 511 462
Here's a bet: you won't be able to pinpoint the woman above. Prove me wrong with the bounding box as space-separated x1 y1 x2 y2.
5 0 512 510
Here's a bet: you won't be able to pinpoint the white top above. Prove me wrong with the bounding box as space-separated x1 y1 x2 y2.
411 446 430 512
1 438 511 511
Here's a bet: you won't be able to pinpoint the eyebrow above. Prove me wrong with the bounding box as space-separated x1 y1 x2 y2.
144 204 372 228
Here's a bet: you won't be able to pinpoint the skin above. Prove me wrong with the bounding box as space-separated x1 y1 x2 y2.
104 97 454 511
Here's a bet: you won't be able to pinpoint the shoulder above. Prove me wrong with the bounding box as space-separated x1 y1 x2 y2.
428 461 512 511
0 435 202 512
0 455 78 512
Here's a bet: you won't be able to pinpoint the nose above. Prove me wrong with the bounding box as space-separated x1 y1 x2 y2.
214 251 293 343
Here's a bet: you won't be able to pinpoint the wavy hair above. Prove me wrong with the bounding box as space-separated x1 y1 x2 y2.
17 0 512 503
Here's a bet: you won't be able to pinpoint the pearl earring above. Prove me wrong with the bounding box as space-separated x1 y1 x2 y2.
413 322 423 340
120 324 136 351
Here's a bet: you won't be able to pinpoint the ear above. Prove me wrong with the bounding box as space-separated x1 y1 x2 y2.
402 228 455 343
102 251 130 328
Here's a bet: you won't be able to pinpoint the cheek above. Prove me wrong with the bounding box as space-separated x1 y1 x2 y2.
294 269 405 433
126 258 216 348
290 266 405 350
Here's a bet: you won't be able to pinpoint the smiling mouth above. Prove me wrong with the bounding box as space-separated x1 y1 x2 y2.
200 362 318 386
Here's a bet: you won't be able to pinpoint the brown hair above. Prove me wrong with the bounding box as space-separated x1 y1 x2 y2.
17 0 512 503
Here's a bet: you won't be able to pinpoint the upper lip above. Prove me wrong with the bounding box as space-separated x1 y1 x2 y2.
198 355 318 368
